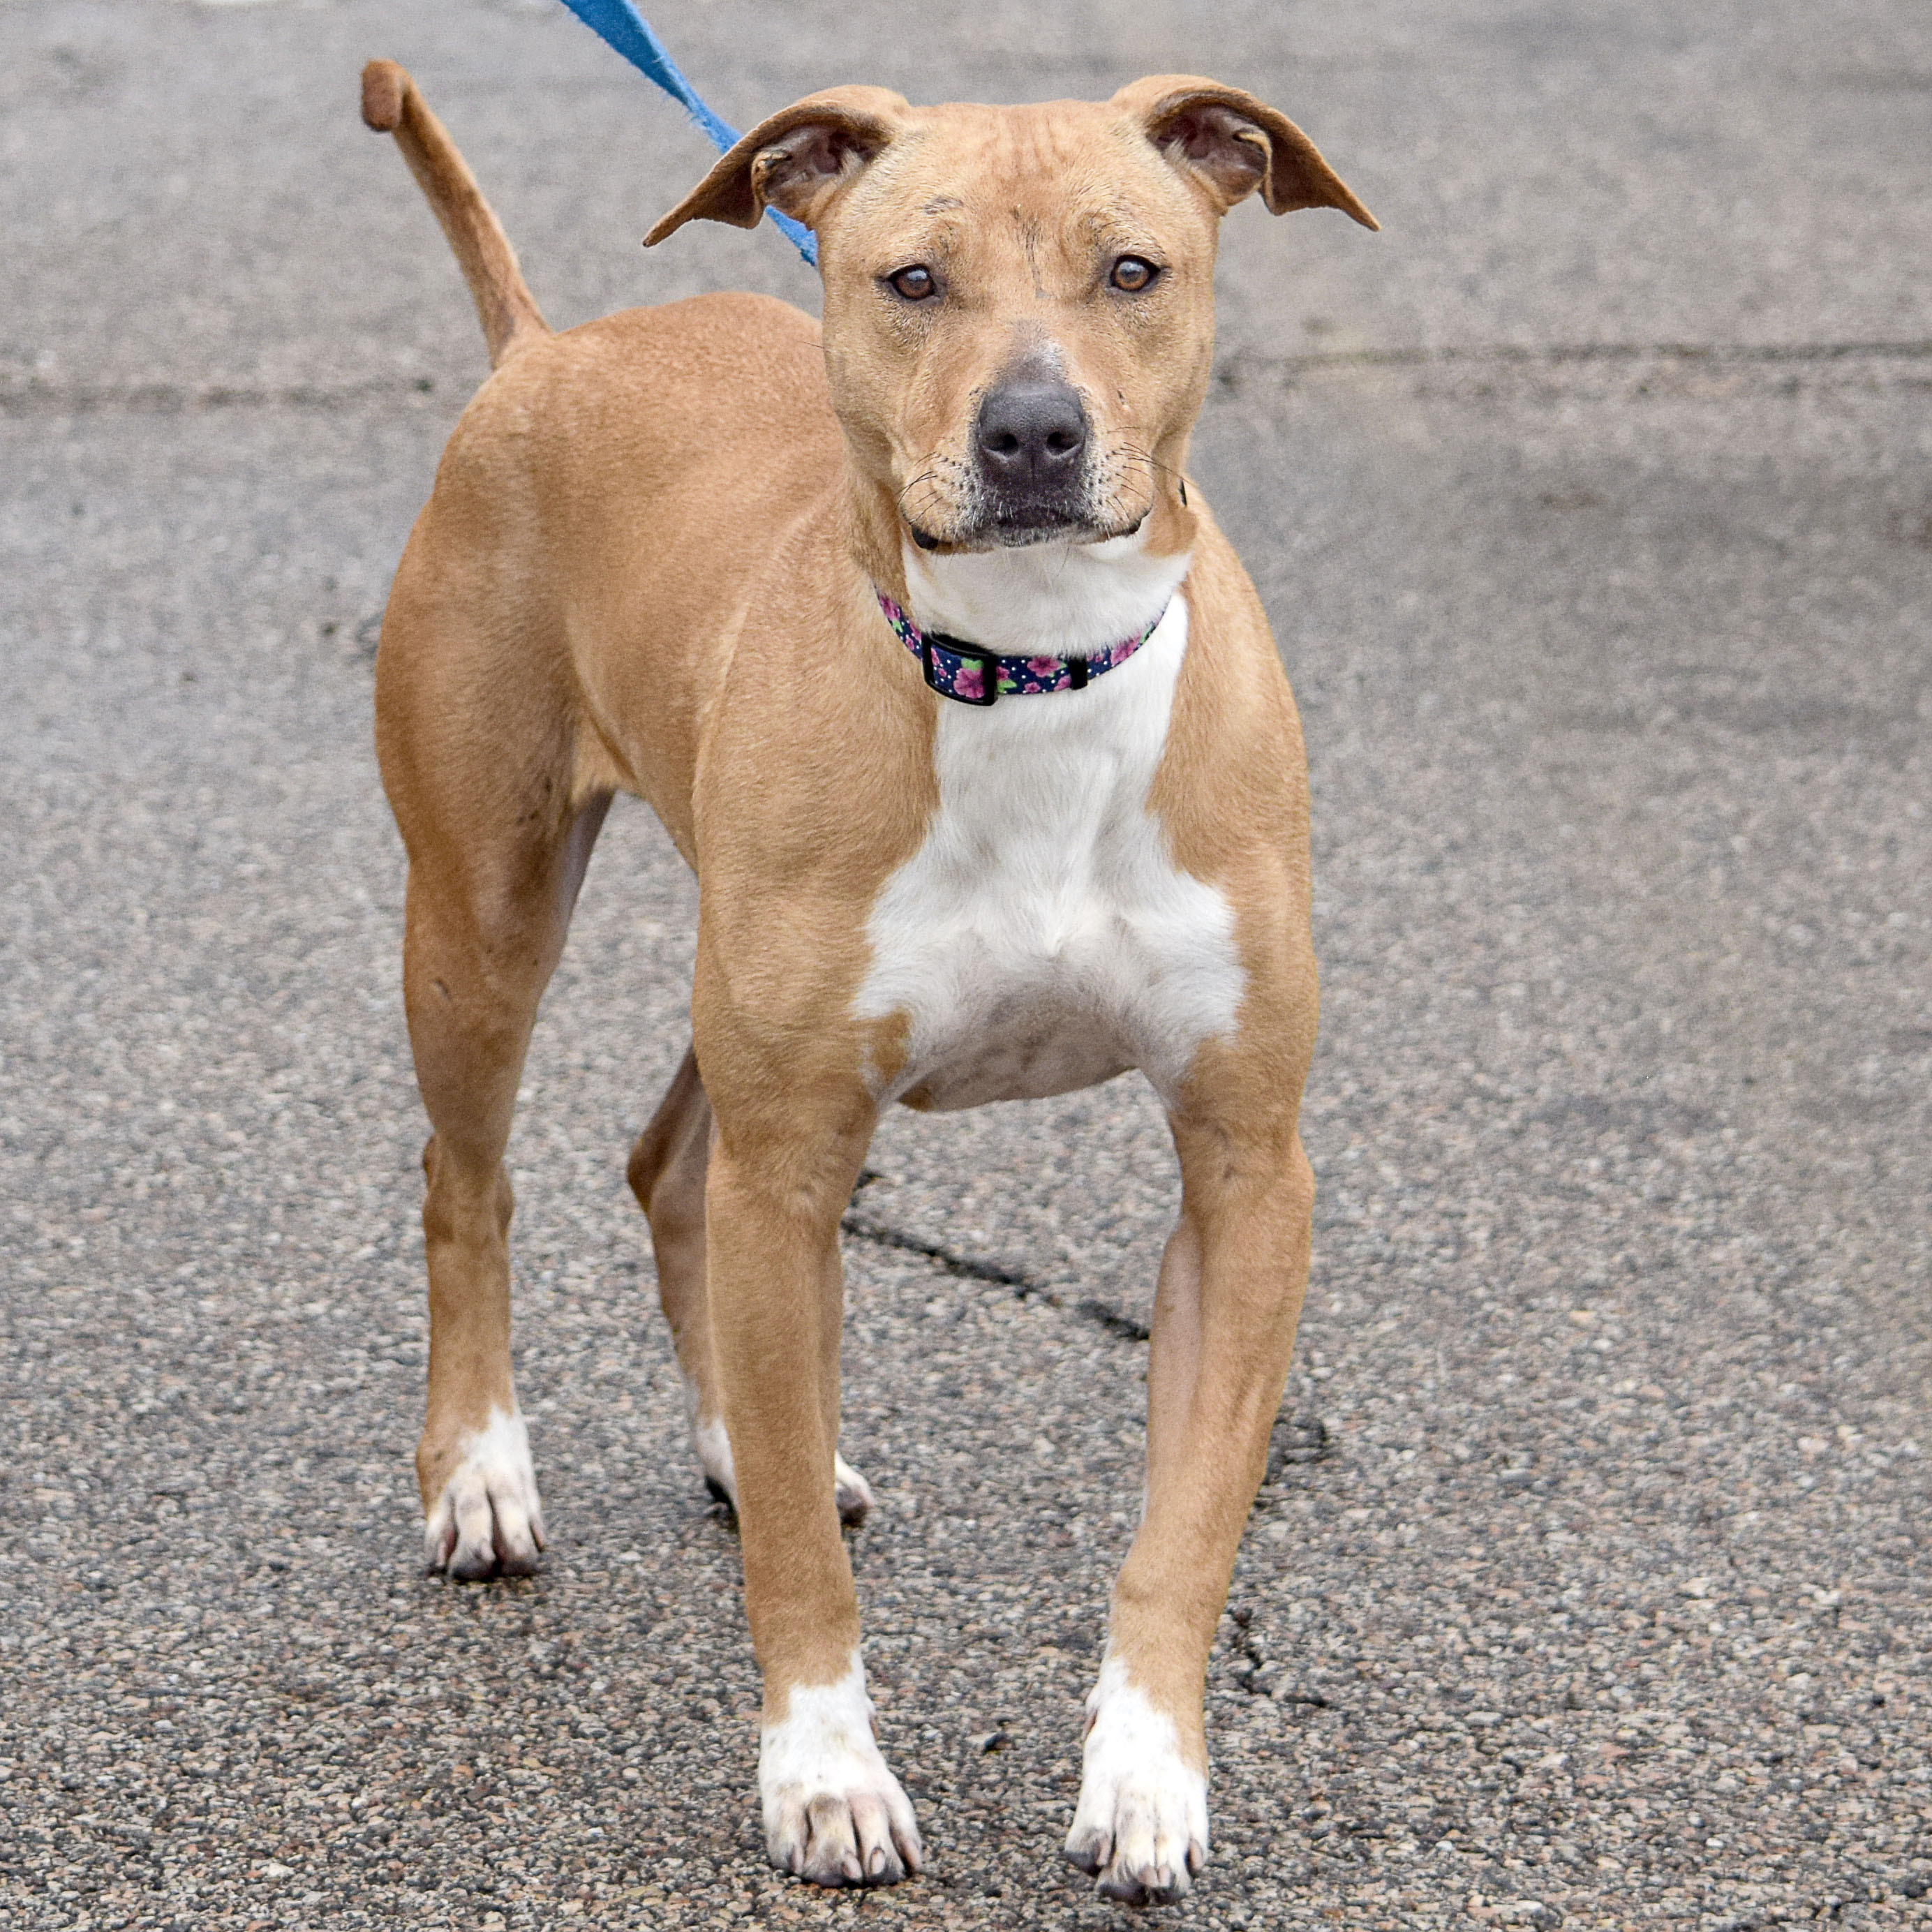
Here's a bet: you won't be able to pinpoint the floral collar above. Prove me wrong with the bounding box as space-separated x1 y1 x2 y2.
875 590 1166 707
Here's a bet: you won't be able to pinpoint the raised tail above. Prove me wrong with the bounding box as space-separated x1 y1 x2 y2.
361 60 549 369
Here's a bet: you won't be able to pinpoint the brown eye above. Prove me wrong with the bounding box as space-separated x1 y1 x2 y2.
889 265 936 301
1110 255 1159 292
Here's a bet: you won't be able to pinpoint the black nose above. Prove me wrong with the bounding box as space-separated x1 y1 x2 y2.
974 381 1088 486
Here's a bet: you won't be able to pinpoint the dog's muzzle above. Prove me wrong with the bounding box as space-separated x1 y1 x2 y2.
972 377 1095 541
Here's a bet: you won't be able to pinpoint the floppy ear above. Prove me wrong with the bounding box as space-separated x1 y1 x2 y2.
1113 75 1378 229
645 86 909 246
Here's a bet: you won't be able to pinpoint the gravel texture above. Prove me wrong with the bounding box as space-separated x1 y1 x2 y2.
3 1 1929 1928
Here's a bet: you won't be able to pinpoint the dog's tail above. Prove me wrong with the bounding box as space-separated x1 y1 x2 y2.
361 60 549 369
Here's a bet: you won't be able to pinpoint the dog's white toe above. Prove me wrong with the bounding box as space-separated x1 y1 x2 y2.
423 1408 544 1581
1064 1656 1208 1905
833 1452 875 1526
761 1654 922 1887
692 1402 875 1527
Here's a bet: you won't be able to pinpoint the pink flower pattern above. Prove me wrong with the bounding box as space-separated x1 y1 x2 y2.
875 593 1166 705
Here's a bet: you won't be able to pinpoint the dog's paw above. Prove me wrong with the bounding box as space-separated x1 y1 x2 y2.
833 1453 875 1526
692 1409 875 1527
761 1657 923 1887
1063 1657 1208 1905
422 1408 544 1581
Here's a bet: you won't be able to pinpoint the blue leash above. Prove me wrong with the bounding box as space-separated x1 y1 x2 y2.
552 0 819 267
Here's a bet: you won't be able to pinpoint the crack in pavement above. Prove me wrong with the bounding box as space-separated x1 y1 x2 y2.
0 374 445 415
1244 338 1932 372
7 339 1929 415
838 1211 1152 1344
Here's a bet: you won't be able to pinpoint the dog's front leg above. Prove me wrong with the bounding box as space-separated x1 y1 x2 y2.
1067 1106 1315 1905
705 1115 923 1889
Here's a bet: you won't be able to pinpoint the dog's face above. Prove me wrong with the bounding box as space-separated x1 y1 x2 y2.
651 78 1374 556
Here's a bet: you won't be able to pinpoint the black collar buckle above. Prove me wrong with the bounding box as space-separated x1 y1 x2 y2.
920 632 1003 706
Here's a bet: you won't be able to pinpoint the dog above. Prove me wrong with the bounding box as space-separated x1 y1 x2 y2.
359 56 1374 1905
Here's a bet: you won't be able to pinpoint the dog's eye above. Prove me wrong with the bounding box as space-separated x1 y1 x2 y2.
1110 256 1160 293
888 265 937 301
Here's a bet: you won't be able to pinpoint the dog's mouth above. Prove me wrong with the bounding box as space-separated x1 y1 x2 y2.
906 505 1147 554
900 444 1159 555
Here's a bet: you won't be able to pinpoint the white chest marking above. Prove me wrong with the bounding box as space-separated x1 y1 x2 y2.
857 576 1245 1112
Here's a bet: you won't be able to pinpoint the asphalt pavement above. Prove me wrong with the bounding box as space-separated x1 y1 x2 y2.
3 2 1929 1928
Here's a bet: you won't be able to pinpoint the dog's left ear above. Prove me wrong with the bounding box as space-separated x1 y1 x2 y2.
646 87 909 246
1115 76 1379 230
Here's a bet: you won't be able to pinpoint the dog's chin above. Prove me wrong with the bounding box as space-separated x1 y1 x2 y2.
915 510 1146 554
983 517 1099 551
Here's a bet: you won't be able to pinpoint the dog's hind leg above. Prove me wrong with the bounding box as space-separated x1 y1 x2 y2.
378 510 612 1578
628 1045 874 1526
398 785 609 1580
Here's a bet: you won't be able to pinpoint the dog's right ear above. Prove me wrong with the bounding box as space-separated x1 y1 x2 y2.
645 87 908 246
1115 75 1378 230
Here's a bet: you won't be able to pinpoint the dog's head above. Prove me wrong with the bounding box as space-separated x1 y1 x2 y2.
648 79 1374 556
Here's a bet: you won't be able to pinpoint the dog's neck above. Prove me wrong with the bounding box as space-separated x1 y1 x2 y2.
898 533 1192 661
847 473 1195 662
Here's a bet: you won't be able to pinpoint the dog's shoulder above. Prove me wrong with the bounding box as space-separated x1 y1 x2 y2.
1150 504 1312 887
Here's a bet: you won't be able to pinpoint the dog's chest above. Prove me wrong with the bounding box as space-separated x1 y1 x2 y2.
856 598 1244 1112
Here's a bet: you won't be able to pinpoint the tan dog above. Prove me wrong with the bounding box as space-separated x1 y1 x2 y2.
360 57 1374 1905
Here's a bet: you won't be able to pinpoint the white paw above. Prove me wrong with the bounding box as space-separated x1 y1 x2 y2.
691 1405 875 1526
833 1452 875 1526
424 1408 544 1580
692 1408 737 1504
761 1653 923 1887
1064 1656 1208 1905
